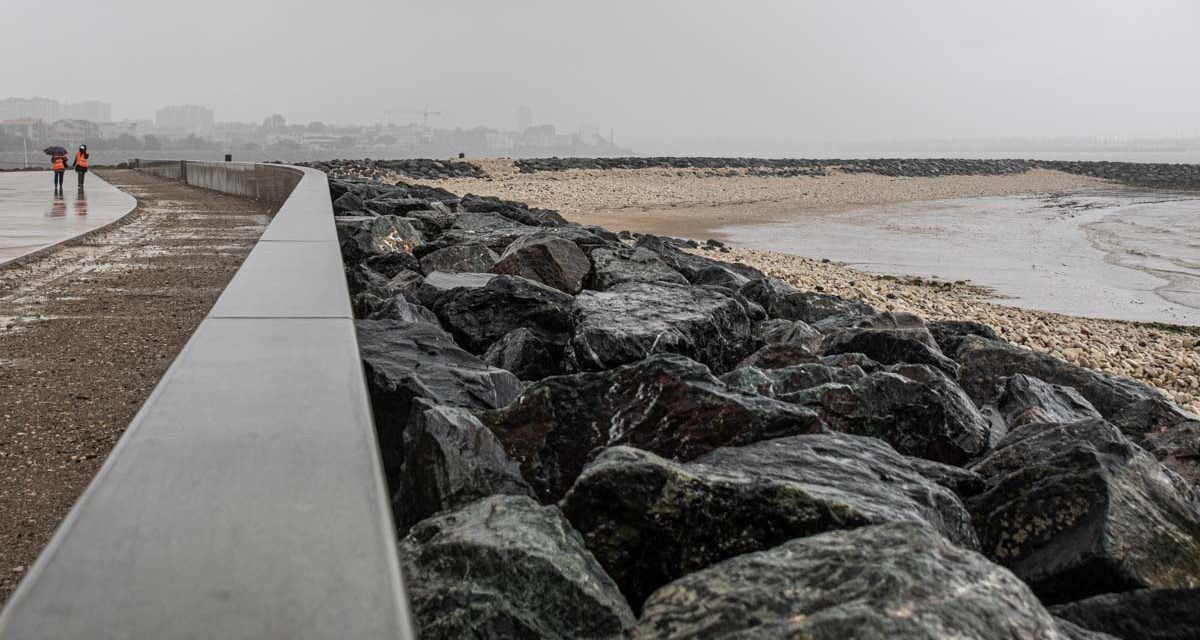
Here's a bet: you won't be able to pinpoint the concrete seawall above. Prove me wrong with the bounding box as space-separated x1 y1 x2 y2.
0 162 414 640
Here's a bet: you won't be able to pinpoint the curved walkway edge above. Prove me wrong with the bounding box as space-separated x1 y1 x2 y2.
0 163 414 639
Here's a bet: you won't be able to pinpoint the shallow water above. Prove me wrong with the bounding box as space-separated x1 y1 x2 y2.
719 189 1200 326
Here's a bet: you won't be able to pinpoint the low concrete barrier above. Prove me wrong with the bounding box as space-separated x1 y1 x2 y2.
138 159 303 204
0 162 414 639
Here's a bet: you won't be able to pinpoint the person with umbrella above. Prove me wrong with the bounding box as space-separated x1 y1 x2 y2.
73 144 90 188
45 145 68 193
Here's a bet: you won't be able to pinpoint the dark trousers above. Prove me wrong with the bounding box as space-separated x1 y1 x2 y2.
53 171 65 189
76 167 86 187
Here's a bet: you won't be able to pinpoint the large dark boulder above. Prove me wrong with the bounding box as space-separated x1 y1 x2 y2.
1055 618 1123 640
434 275 575 354
437 211 540 253
812 310 932 338
998 373 1103 428
752 317 823 351
632 235 763 284
739 277 876 324
356 320 523 483
967 418 1200 603
1049 589 1200 640
586 247 687 291
413 271 496 308
1146 421 1200 490
363 251 422 279
399 495 635 640
823 327 961 378
479 354 823 502
331 190 366 214
735 342 820 369
419 243 499 274
393 402 533 532
688 265 751 291
632 522 1068 640
957 336 1200 481
785 364 997 465
719 362 868 397
460 193 568 227
384 269 424 295
491 234 592 294
956 335 1189 435
363 195 434 216
928 319 1002 355
404 208 458 236
483 328 561 381
567 282 754 374
353 290 439 324
345 263 388 297
563 434 980 608
335 215 424 261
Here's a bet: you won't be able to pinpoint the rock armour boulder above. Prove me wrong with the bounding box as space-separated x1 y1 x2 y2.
562 434 980 607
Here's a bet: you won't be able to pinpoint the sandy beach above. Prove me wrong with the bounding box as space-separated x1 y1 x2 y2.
393 159 1199 414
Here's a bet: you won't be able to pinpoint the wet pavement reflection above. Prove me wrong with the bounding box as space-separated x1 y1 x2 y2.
0 172 135 266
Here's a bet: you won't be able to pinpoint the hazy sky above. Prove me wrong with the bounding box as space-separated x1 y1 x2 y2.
5 0 1199 147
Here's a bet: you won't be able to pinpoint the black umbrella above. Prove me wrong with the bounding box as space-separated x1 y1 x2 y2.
44 146 68 156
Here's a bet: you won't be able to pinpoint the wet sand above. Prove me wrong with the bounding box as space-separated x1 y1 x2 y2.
719 189 1200 326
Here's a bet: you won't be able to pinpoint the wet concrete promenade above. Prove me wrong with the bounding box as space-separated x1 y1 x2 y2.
0 171 136 266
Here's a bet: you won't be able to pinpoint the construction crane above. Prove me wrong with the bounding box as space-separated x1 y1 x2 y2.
385 104 443 128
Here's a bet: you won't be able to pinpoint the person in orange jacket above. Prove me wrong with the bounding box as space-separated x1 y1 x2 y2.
73 145 89 188
50 152 68 192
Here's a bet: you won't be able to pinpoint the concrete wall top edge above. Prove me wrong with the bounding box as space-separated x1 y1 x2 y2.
0 162 414 639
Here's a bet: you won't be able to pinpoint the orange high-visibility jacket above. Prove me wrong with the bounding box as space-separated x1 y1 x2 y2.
74 151 88 169
51 156 66 171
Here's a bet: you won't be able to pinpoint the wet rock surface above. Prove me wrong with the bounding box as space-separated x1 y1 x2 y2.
1049 589 1200 640
956 335 1200 478
419 243 499 274
586 247 688 290
480 354 822 501
998 373 1103 428
325 171 1200 639
787 365 997 464
335 215 424 261
823 326 961 377
563 435 979 607
633 522 1069 640
491 234 591 294
957 335 1178 430
740 276 876 324
752 317 823 350
567 282 755 373
356 319 522 483
393 402 533 532
434 274 575 354
967 418 1200 603
399 495 635 640
483 327 561 381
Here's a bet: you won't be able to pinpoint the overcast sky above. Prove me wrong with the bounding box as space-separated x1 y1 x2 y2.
5 0 1199 148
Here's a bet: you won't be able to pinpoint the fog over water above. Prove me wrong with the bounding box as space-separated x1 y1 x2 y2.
5 0 1200 153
